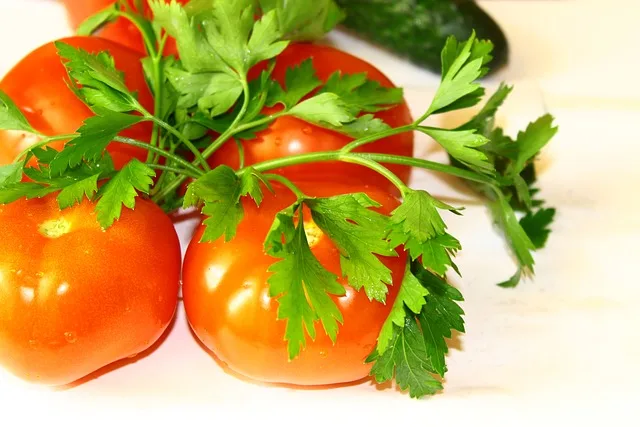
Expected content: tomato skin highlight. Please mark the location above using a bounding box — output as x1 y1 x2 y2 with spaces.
0 36 153 168
209 43 415 195
0 195 181 386
182 181 406 386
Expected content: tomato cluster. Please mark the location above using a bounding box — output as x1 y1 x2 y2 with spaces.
0 1 414 387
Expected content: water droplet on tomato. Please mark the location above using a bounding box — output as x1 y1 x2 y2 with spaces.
28 339 38 349
158 295 164 303
274 137 283 146
319 350 328 358
64 332 77 344
302 127 313 135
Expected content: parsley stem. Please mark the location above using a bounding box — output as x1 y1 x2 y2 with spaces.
144 115 210 171
339 154 408 197
263 173 306 199
113 136 202 176
200 79 253 160
356 153 497 187
340 124 416 153
146 164 200 180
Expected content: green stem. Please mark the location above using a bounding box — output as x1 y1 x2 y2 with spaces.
262 173 306 199
340 154 408 196
200 79 252 160
341 124 416 153
145 115 210 171
147 164 200 180
113 136 202 176
356 153 497 187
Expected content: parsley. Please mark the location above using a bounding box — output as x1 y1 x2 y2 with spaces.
369 262 465 398
265 204 345 359
0 90 36 133
95 159 155 228
306 193 397 302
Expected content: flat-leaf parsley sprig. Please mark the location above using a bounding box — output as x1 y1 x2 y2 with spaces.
0 0 558 398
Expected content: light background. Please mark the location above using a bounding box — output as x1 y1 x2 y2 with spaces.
0 1 638 425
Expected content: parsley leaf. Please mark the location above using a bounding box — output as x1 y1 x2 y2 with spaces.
376 263 428 354
184 165 263 242
56 42 142 113
306 193 396 302
76 3 119 36
49 111 143 176
0 90 35 133
427 32 492 116
369 316 443 398
422 128 493 174
95 159 155 228
507 114 558 178
319 71 403 114
265 205 345 359
259 0 344 41
57 174 100 209
289 93 354 127
267 59 321 109
0 162 24 187
519 207 556 249
387 190 461 276
369 262 465 398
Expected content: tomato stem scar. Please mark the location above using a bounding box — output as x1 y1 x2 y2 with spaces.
38 218 71 239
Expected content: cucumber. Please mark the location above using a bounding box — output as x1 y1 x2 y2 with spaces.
335 0 509 74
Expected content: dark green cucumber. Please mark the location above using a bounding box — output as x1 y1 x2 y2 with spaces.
335 0 509 74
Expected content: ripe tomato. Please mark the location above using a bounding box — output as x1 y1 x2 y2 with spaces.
0 194 181 386
182 181 407 386
0 36 153 168
208 43 415 195
60 0 185 55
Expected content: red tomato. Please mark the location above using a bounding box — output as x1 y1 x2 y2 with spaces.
0 36 153 168
182 181 406 386
0 194 181 386
208 43 415 195
60 0 185 55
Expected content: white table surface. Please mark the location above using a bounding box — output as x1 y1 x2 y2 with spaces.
0 0 639 425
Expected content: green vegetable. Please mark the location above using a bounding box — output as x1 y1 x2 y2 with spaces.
335 0 509 74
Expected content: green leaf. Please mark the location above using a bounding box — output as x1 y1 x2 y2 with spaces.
259 0 345 41
422 128 493 174
267 59 321 109
386 190 461 276
369 316 443 398
460 83 513 135
0 183 54 204
0 90 35 133
507 114 558 177
0 162 24 187
520 207 556 249
95 159 155 229
266 206 345 359
76 3 119 36
56 174 100 209
369 263 465 398
414 265 465 376
332 114 391 138
289 93 354 127
319 71 403 114
376 263 429 354
411 233 461 277
149 0 226 73
306 193 396 302
56 42 140 113
49 111 143 176
428 33 492 116
246 10 289 69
